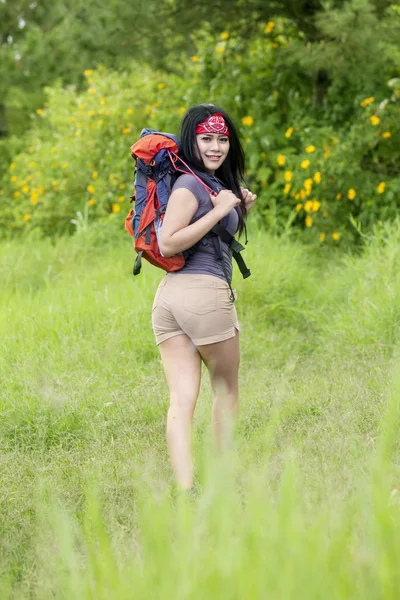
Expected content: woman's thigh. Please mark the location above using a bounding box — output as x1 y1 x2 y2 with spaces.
196 330 240 394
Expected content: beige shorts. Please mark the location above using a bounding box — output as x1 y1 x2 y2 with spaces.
151 273 240 346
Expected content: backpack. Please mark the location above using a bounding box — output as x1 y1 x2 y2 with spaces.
125 128 251 291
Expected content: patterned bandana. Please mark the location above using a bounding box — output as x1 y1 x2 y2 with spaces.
195 113 230 136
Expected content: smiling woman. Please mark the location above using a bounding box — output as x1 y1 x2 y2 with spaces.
152 104 257 491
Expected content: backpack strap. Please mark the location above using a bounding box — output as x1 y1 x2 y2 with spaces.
211 223 251 280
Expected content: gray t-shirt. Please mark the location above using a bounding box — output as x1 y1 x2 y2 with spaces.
171 174 239 284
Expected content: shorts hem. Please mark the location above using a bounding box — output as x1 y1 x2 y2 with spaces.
155 331 186 346
193 325 239 347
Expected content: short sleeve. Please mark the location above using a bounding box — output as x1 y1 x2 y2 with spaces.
171 174 205 207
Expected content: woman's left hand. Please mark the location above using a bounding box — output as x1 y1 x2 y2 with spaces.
240 187 257 211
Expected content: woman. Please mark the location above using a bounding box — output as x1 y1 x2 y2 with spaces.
152 104 257 490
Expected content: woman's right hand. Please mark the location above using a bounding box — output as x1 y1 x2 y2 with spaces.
209 190 240 218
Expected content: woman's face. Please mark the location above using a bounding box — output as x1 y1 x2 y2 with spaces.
195 133 230 174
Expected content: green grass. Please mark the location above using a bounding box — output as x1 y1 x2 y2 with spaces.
1 222 400 598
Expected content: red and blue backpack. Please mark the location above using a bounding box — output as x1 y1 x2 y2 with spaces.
125 128 250 287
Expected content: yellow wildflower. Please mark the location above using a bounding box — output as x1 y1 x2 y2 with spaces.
312 199 321 212
10 163 16 170
36 109 43 115
126 109 134 115
83 69 93 76
347 188 356 200
300 189 307 200
97 120 104 126
370 115 380 126
122 128 131 135
284 170 293 182
314 172 322 184
319 233 326 242
112 203 121 213
10 175 17 182
323 144 330 159
13 191 20 198
305 215 313 228
88 199 96 206
22 185 29 193
100 97 106 105
88 88 96 94
304 200 313 212
245 137 251 143
304 178 313 190
31 196 38 206
336 193 342 200
277 154 286 166
332 232 340 241
305 145 316 153
377 182 386 194
284 184 291 194
119 183 126 189
301 159 310 169
51 147 57 153
158 83 165 89
118 195 125 202
382 131 391 139
191 56 200 62
261 152 267 159
285 127 293 138
61 163 68 169
241 116 254 127
88 110 95 116
23 214 31 221
29 162 35 168
216 46 224 53
360 97 374 107
39 187 44 195
28 146 34 153
264 21 276 34
87 184 95 194
178 107 186 115
220 32 229 40
92 171 98 179
295 203 303 212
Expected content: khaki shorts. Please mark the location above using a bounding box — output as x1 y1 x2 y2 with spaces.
151 273 240 346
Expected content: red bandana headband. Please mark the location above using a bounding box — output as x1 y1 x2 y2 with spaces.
196 113 230 136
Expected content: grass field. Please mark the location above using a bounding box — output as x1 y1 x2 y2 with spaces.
1 221 400 599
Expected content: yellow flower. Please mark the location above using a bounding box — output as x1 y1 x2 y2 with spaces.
88 198 96 206
220 32 229 40
51 147 57 153
216 46 224 53
29 162 35 168
119 183 125 189
377 182 386 194
10 162 16 170
28 146 34 153
303 178 313 191
88 88 96 94
39 186 44 195
319 233 326 242
284 184 291 194
295 203 303 212
370 115 380 126
245 137 251 143
336 193 342 200
88 110 95 116
10 175 17 182
382 131 391 138
300 189 307 200
323 144 330 159
100 97 106 105
13 191 20 198
97 120 104 126
305 215 313 228
285 127 293 138
301 159 310 169
305 145 316 153
276 154 286 166
241 116 254 127
111 203 121 213
23 214 31 221
314 172 322 184
118 195 125 202
191 56 200 62
122 128 131 135
22 185 29 193
92 171 98 179
261 152 267 159
158 83 165 89
332 232 340 241
312 199 321 212
31 196 38 205
178 107 186 115
83 69 93 76
87 184 95 194
347 188 356 200
36 109 43 115
284 170 293 182
126 109 134 115
264 21 276 34
61 162 68 169
304 200 313 212
360 97 374 107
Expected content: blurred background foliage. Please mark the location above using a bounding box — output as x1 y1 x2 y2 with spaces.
1 0 400 244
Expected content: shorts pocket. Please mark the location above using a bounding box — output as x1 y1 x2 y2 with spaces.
184 285 217 315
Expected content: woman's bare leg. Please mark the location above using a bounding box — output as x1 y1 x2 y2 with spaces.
159 334 202 489
197 331 240 450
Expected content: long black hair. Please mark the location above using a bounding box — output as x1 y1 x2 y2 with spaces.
179 104 247 235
